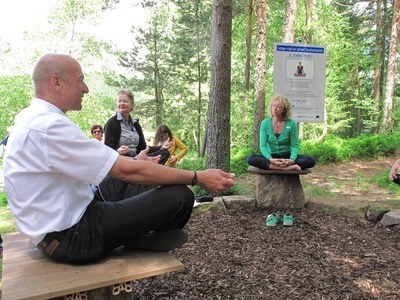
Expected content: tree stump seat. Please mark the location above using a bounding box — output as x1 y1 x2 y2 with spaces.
2 232 184 300
247 166 311 209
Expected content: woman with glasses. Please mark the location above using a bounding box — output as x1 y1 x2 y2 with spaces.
91 125 104 142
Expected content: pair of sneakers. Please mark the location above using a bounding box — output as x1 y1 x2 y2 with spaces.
266 212 294 227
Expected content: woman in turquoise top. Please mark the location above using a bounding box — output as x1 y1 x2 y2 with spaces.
247 95 316 170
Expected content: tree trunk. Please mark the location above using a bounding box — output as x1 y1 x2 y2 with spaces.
195 0 203 157
382 0 400 132
373 0 384 132
152 20 163 127
374 0 383 103
243 0 254 117
206 0 232 172
304 0 314 44
253 0 267 151
282 0 298 42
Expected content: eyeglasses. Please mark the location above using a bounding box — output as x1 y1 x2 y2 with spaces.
93 130 102 134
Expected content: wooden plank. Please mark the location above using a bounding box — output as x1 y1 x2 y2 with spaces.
247 166 311 175
2 232 184 300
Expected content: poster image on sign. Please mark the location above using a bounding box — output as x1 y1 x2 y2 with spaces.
286 59 314 80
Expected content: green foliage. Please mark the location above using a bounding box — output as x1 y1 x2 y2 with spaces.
301 139 338 164
230 146 255 174
370 169 400 198
0 190 7 207
179 153 206 171
301 133 400 165
0 75 33 137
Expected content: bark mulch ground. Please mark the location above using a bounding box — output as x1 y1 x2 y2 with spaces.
130 209 400 300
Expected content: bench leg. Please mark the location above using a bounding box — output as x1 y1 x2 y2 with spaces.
59 285 134 300
256 174 306 209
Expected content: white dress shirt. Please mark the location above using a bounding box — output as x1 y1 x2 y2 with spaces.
3 98 119 245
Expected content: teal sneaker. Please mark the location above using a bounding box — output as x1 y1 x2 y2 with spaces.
266 213 279 227
282 213 294 226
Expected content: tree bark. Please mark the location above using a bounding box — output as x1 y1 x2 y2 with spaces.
373 0 383 133
382 0 400 131
282 0 298 42
304 0 313 44
374 0 383 103
151 19 163 127
243 0 254 114
206 0 232 171
253 0 267 151
195 0 202 156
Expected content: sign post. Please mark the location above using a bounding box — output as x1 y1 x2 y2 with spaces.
273 43 327 123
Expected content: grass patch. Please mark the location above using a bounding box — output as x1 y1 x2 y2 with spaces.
304 183 334 198
354 172 373 190
0 207 16 234
0 191 17 234
369 170 400 197
369 199 400 211
328 179 345 190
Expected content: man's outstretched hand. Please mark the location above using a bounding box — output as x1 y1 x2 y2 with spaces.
196 169 235 195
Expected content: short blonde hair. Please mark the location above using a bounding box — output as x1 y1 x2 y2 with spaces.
269 95 292 120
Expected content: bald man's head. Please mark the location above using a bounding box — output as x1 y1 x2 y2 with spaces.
32 54 74 92
32 53 89 112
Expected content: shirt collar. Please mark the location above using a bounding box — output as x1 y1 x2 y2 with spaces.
31 98 65 116
116 111 138 123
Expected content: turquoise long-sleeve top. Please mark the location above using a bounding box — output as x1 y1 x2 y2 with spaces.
259 118 300 160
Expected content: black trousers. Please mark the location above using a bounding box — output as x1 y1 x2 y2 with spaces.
41 177 194 264
247 153 316 170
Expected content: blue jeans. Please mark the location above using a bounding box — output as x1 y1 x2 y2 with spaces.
247 153 316 170
43 177 194 264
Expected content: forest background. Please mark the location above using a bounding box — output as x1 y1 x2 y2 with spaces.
0 0 400 176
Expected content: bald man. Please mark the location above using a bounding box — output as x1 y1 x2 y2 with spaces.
3 53 235 264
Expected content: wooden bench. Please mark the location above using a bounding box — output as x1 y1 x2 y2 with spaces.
247 166 311 210
2 232 184 300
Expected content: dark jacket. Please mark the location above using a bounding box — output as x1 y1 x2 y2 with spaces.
104 113 148 153
104 113 169 164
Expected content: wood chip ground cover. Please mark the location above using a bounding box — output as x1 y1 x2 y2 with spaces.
129 209 400 300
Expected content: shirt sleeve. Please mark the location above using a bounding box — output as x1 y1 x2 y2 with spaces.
104 116 119 150
173 137 188 160
259 119 272 159
289 120 300 160
46 118 118 185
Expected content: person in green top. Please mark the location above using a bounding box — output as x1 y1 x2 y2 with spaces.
247 95 316 171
